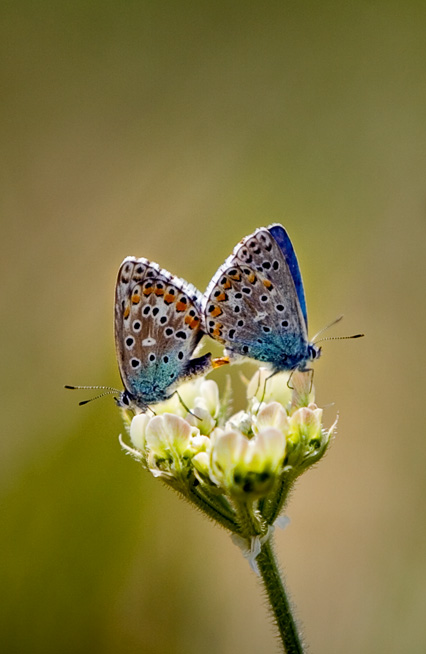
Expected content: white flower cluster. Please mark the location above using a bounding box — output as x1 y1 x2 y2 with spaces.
121 369 335 499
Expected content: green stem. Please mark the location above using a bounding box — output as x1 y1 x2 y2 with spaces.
257 538 304 654
185 483 240 533
261 472 295 525
234 500 265 538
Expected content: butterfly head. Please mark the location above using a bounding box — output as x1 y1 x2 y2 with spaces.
115 389 149 413
308 342 322 363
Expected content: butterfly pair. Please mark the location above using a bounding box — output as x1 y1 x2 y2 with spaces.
115 224 321 411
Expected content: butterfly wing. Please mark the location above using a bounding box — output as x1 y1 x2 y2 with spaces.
115 257 207 407
202 226 310 371
268 223 308 329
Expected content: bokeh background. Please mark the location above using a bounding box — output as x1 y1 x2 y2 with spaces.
2 3 426 653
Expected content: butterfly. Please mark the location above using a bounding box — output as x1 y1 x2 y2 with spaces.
115 256 224 411
201 224 321 373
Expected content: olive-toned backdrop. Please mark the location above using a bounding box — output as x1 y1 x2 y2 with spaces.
2 3 426 653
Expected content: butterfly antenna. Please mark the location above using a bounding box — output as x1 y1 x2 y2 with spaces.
311 315 344 342
65 385 121 406
313 333 364 345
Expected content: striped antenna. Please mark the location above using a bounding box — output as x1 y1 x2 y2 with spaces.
312 315 364 345
65 385 121 406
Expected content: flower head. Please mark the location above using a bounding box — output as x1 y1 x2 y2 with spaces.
121 370 335 503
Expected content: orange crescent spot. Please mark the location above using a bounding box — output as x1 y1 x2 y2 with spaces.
184 315 192 325
212 325 224 340
189 317 200 329
143 287 154 296
154 288 164 296
248 272 257 284
123 306 130 318
176 301 186 312
222 279 232 290
263 279 273 289
210 306 222 318
212 356 230 368
131 294 141 304
216 292 227 302
229 271 241 281
164 293 176 304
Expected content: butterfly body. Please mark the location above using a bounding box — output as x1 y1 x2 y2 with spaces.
115 257 212 410
202 224 320 373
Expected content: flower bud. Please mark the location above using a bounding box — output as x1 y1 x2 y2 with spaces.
253 402 289 435
210 426 286 498
286 404 330 468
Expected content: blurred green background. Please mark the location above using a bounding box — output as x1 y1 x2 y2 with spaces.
2 2 426 653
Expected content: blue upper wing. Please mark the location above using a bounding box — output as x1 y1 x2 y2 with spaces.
268 224 308 329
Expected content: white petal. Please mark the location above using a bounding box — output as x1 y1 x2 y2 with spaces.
130 414 151 451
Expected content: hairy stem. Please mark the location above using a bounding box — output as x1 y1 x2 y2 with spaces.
257 538 304 654
185 483 240 533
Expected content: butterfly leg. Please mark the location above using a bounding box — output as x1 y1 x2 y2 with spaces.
174 391 201 420
287 368 314 393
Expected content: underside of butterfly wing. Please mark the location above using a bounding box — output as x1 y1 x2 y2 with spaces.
202 227 310 372
115 257 210 407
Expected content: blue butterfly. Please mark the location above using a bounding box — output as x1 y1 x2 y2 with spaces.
202 224 321 372
115 257 216 410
